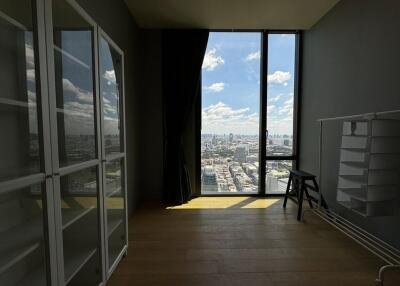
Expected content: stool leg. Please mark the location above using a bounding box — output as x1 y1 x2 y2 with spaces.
297 178 305 221
283 174 292 208
304 188 313 208
312 178 328 209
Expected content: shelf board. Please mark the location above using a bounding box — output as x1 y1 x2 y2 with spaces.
107 210 124 237
352 207 368 217
338 201 368 217
62 207 96 230
16 264 46 286
0 97 36 109
0 242 41 275
338 201 352 209
338 189 367 202
64 246 97 285
340 147 368 151
338 173 367 177
0 216 44 274
106 186 122 198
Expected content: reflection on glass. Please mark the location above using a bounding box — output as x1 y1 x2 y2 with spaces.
105 159 125 268
266 34 296 157
0 3 41 182
99 37 122 155
0 184 48 285
53 0 96 167
60 167 101 285
201 32 261 194
266 160 292 194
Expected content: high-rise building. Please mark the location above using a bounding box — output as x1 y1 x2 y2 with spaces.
234 145 248 163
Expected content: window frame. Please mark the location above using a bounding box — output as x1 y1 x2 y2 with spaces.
198 29 302 197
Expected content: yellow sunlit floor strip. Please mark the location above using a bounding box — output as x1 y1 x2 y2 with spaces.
241 198 280 208
166 197 280 209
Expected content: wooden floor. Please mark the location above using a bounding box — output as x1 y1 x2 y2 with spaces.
108 197 400 286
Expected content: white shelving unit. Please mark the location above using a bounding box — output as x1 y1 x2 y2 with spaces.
0 0 128 285
337 119 400 216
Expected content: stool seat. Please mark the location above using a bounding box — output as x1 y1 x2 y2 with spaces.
289 170 315 179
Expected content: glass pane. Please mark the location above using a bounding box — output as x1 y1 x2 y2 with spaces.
52 0 96 167
60 167 101 285
201 32 261 194
0 2 41 182
105 159 126 268
266 160 292 194
0 184 48 285
266 34 296 156
99 36 123 155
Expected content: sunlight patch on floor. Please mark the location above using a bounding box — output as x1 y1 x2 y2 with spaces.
241 198 280 208
166 197 281 209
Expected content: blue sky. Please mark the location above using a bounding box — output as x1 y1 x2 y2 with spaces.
202 32 295 135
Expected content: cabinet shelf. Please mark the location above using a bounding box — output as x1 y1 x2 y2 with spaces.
0 216 44 275
107 186 122 198
107 210 124 237
62 207 96 230
16 264 46 286
0 243 40 275
64 246 97 285
0 98 36 109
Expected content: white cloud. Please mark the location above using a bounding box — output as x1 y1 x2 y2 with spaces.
275 98 294 115
25 44 35 69
267 105 275 113
202 102 258 135
204 82 225 92
245 51 261 61
269 94 281 103
104 70 116 85
202 48 224 71
201 100 294 135
267 71 291 84
26 69 35 82
62 78 93 104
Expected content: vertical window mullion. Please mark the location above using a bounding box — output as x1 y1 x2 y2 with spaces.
259 30 268 196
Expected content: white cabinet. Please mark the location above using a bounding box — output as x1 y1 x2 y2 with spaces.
0 0 128 285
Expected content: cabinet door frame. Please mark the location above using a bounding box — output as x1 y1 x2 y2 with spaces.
0 0 58 284
97 27 128 279
43 0 106 284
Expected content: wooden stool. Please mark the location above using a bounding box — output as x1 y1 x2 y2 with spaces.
283 170 326 220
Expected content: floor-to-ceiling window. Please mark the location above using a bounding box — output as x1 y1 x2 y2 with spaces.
200 31 299 195
265 33 298 194
201 32 261 194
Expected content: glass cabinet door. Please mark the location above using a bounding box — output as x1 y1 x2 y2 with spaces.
0 1 51 285
49 0 102 284
99 33 127 273
104 159 126 270
0 184 48 286
59 167 101 285
0 1 41 183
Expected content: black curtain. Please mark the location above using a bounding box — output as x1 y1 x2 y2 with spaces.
162 29 209 205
